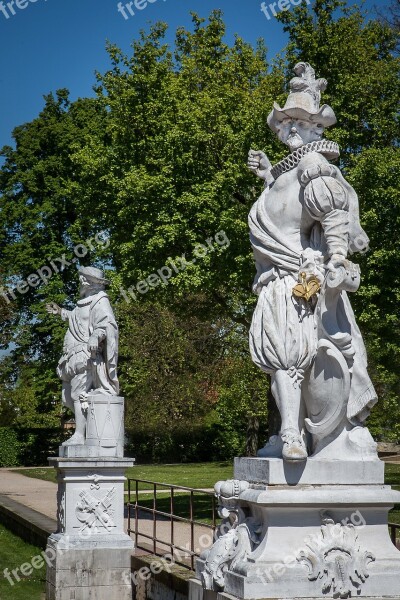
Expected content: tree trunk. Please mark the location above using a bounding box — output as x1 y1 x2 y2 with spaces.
246 415 260 457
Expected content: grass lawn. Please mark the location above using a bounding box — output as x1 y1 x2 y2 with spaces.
12 461 234 490
385 464 400 525
0 525 45 599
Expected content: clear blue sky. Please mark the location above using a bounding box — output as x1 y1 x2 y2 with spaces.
0 0 386 148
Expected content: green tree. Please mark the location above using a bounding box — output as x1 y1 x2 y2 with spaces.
0 3 399 453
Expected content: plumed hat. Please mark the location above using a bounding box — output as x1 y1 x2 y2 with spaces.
78 266 110 285
268 62 337 133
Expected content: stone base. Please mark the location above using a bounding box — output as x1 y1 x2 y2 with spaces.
189 579 400 600
234 456 384 485
46 533 134 600
195 458 400 599
58 444 124 458
46 456 135 600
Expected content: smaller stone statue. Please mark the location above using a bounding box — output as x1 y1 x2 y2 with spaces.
47 266 120 449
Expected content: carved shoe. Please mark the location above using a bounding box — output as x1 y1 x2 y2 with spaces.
281 429 308 462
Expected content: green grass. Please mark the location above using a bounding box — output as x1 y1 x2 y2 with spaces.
384 464 400 524
385 464 400 491
0 525 45 599
13 462 234 490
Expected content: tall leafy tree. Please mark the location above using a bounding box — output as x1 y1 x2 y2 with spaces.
0 3 399 454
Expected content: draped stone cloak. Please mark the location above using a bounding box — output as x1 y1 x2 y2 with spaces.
57 291 119 396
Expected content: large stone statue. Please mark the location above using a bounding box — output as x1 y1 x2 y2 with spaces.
46 266 119 447
194 63 400 600
247 62 377 461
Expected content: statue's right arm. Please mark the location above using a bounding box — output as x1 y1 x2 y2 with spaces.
248 150 274 187
45 302 63 318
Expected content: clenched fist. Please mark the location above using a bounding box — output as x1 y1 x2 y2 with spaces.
248 149 272 180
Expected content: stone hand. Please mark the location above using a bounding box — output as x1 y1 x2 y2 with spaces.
248 149 272 180
88 336 99 356
46 302 62 316
327 253 347 272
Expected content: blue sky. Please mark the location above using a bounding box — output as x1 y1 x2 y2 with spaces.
0 0 386 149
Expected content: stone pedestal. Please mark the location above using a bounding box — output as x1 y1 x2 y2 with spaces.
45 457 134 600
195 457 400 600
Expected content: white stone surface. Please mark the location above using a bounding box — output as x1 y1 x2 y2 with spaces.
46 266 120 450
234 456 384 486
46 458 134 600
196 477 400 599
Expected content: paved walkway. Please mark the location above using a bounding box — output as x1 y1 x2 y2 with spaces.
0 468 58 519
0 468 214 560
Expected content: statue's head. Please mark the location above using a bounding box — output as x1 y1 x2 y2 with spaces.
78 266 109 297
267 63 337 151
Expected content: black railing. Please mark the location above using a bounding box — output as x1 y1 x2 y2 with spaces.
127 478 217 570
389 522 400 547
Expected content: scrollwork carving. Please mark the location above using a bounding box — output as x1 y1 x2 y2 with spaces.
201 480 260 591
298 513 375 598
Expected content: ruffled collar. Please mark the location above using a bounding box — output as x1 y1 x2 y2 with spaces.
270 140 340 181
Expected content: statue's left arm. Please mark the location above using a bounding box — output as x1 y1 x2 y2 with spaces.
299 152 349 266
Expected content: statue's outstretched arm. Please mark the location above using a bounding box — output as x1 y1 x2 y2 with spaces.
45 302 70 320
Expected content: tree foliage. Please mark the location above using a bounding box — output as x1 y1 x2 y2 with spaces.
0 2 399 458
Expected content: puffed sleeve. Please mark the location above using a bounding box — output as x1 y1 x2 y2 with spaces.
299 153 349 258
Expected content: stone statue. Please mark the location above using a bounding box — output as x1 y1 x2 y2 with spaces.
196 63 400 600
46 266 119 447
247 62 377 462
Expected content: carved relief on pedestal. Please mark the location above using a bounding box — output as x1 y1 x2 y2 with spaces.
201 480 261 591
298 513 375 598
75 487 116 533
87 472 102 490
57 488 66 533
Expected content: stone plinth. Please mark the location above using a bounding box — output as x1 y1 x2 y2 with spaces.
195 457 400 600
45 457 134 600
234 456 384 486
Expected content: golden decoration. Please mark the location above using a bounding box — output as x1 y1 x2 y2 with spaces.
292 271 321 302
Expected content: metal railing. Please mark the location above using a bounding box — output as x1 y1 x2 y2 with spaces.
127 478 218 570
389 522 400 547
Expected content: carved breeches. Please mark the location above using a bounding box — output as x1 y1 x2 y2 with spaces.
249 275 317 382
